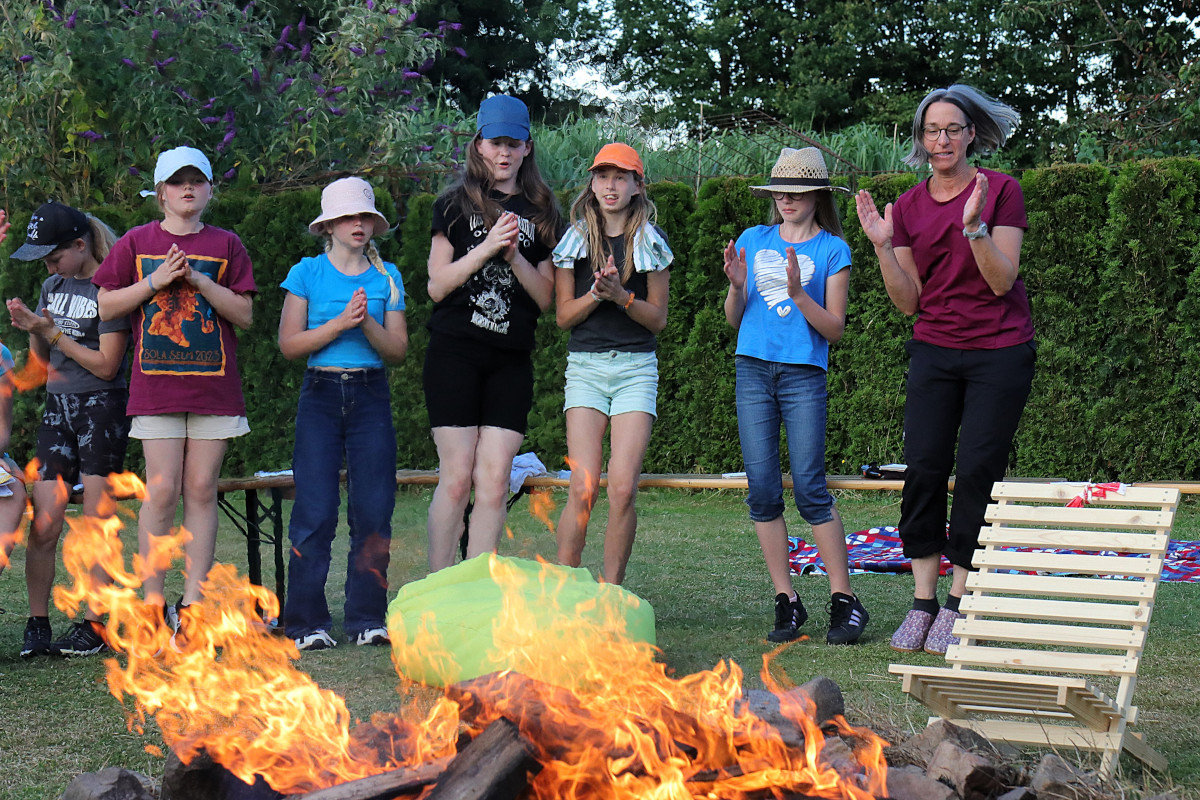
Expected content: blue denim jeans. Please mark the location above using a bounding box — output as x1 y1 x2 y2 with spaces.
285 369 396 639
735 356 834 525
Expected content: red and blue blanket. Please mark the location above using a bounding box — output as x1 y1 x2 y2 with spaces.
788 526 1200 582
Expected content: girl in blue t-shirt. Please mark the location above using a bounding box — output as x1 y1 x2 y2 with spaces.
722 147 869 646
277 177 408 652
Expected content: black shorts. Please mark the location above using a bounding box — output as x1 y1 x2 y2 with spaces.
422 334 534 433
37 390 131 484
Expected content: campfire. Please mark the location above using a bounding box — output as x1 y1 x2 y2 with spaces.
52 474 890 799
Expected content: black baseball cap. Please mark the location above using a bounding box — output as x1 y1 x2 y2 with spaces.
9 202 90 261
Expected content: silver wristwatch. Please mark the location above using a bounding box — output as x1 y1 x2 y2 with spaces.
963 221 988 240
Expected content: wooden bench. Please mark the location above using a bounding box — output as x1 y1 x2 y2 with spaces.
888 481 1179 778
216 473 1196 623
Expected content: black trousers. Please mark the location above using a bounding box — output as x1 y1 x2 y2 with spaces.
899 339 1036 568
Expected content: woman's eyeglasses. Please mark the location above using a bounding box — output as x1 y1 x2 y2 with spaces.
921 124 971 141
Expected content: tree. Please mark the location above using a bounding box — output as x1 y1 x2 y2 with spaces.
413 0 605 120
608 0 1200 164
0 0 444 209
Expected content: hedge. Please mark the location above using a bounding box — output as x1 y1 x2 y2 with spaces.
0 159 1197 482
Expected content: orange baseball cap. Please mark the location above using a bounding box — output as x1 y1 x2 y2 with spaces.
590 143 644 178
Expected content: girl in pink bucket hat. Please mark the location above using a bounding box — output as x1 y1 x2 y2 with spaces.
277 177 408 651
551 143 672 585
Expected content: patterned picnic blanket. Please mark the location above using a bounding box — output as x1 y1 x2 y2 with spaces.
788 526 1200 582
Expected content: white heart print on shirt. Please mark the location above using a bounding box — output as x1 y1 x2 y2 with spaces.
753 249 815 318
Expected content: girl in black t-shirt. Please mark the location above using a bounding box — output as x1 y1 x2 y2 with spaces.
423 95 562 572
550 143 672 585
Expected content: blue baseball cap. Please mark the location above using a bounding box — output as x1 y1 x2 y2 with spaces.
477 95 530 141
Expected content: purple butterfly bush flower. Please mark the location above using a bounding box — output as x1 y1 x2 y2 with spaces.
375 47 386 55
151 29 160 40
298 15 306 33
77 130 104 142
278 24 292 43
329 106 345 116
19 55 34 63
327 86 346 95
277 77 294 94
129 167 141 176
452 46 467 58
417 144 434 151
349 46 365 55
65 11 77 28
224 168 237 180
420 31 434 38
299 42 311 61
201 116 221 125
402 70 421 79
122 58 138 69
366 0 375 8
419 57 434 71
406 12 417 23
388 8 399 14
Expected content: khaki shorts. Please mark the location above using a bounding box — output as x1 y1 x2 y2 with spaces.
130 413 251 440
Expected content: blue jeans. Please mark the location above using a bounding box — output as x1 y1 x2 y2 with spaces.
735 356 834 525
285 369 396 638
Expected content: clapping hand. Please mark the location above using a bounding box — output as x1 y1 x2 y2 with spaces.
962 171 989 231
723 240 748 290
337 287 368 329
855 190 893 247
590 255 625 302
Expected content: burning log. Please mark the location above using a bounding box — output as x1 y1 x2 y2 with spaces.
424 717 540 800
288 757 451 800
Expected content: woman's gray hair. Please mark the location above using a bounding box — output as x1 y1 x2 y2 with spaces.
903 84 1020 168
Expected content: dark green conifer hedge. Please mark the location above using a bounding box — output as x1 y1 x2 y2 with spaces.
1 159 1197 482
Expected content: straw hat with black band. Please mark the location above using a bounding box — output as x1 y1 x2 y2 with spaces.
750 147 849 197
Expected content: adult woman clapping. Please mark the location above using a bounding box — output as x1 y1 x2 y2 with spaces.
855 85 1035 655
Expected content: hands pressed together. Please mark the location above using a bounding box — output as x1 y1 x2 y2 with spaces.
589 255 629 305
336 287 369 330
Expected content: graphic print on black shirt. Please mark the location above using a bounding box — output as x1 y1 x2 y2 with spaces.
463 212 537 335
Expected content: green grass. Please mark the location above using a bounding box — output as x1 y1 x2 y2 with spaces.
1 488 1197 799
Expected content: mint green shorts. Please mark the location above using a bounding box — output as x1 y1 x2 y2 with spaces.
563 351 658 418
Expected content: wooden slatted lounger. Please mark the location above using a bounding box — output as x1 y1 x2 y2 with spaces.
889 480 1179 778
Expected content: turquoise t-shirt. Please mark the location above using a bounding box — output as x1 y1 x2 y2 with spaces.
732 226 850 370
281 253 406 368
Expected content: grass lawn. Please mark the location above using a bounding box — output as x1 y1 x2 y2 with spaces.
0 487 1197 799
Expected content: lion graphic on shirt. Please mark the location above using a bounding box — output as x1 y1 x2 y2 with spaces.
147 285 215 348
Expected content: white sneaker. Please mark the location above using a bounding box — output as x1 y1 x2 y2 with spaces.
295 630 337 651
355 627 389 646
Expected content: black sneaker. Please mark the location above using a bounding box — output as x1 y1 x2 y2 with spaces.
767 593 808 642
49 620 109 657
21 617 53 657
826 593 869 645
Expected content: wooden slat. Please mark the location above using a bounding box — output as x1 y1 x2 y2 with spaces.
946 644 1139 675
991 482 1180 506
890 665 1091 689
965 571 1157 601
958 595 1151 625
971 549 1164 578
951 618 1145 650
942 718 1122 751
985 504 1174 531
976 527 1169 554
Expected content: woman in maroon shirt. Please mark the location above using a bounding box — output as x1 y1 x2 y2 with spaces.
855 85 1035 655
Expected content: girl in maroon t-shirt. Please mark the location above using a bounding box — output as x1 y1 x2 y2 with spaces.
855 85 1035 657
95 147 256 648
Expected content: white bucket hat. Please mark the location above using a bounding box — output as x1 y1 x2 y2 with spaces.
750 147 849 196
308 177 390 237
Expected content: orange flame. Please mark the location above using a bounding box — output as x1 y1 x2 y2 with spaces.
526 488 557 533
58 479 887 798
